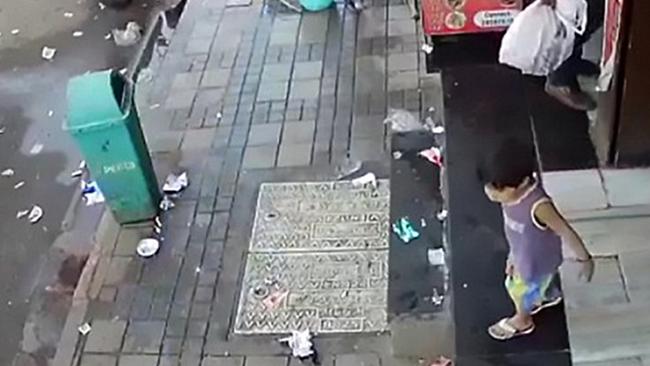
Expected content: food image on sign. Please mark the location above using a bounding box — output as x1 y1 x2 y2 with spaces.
445 11 467 29
421 0 522 35
445 0 466 9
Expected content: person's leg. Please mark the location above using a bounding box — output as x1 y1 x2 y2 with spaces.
488 274 535 340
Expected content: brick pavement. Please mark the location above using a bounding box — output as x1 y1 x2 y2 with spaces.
61 0 443 364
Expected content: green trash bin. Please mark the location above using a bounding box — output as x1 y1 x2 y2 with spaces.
65 69 161 224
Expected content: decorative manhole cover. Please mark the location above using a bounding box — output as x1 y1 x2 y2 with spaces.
234 180 389 334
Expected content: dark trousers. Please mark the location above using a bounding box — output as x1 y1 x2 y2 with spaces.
547 0 605 88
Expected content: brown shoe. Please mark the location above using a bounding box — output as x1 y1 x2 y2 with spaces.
545 83 597 111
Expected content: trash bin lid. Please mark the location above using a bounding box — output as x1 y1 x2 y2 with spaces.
65 70 130 131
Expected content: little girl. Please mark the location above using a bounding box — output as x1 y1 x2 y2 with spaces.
482 139 594 340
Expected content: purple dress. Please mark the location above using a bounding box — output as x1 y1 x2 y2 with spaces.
502 182 563 283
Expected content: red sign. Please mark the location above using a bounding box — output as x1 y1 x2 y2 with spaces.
421 0 522 36
598 0 624 91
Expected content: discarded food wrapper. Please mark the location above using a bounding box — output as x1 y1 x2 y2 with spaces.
81 181 105 206
104 33 112 40
11 29 20 35
431 288 444 306
419 147 443 167
351 172 377 189
112 21 142 47
436 209 448 221
14 181 25 190
279 330 315 358
422 44 434 54
262 289 289 310
160 195 176 211
392 151 403 159
136 238 160 257
28 205 44 224
392 217 420 244
41 47 57 61
427 248 446 266
30 143 44 155
431 125 445 134
1 168 15 177
336 154 362 179
78 323 91 335
73 31 84 37
430 356 453 366
162 172 189 194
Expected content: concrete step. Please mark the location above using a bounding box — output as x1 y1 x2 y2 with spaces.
567 303 650 363
570 214 650 255
575 356 650 366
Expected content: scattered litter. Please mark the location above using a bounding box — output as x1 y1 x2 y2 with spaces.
79 160 87 169
462 283 468 289
351 172 377 189
28 205 44 224
30 143 44 155
421 218 427 227
112 21 142 47
159 195 175 211
335 153 362 179
104 33 112 40
392 217 420 243
419 146 443 167
14 181 25 190
81 181 105 206
64 12 75 17
136 238 160 257
70 169 83 178
216 112 223 120
73 31 84 37
0 126 5 134
78 323 92 335
427 248 446 266
16 210 29 219
429 355 452 366
431 125 445 134
48 110 54 117
41 47 57 61
436 209 448 221
392 151 403 159
11 29 20 35
1 168 15 177
118 67 128 75
421 44 434 54
262 289 289 310
154 216 162 229
149 104 161 110
431 288 444 306
384 109 423 133
195 266 201 273
279 330 315 359
162 172 189 194
98 2 106 9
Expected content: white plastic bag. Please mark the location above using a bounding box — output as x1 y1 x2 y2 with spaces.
556 0 588 35
499 1 575 76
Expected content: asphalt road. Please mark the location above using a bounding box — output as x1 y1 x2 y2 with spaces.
0 0 171 364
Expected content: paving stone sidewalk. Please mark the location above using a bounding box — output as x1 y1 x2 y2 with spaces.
57 0 444 364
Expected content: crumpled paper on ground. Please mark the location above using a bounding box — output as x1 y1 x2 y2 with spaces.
279 330 314 358
163 172 189 194
82 181 105 206
112 21 142 46
419 146 443 167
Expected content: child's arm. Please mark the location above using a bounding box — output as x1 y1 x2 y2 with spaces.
534 201 594 281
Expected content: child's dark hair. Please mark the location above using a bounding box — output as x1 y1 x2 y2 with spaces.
483 138 536 189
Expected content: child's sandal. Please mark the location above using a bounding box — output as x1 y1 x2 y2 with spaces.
488 318 535 340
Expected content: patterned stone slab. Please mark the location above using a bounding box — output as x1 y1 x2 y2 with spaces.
235 181 390 334
234 251 388 334
250 180 390 252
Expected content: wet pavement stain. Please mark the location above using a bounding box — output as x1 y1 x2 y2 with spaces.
0 0 179 364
